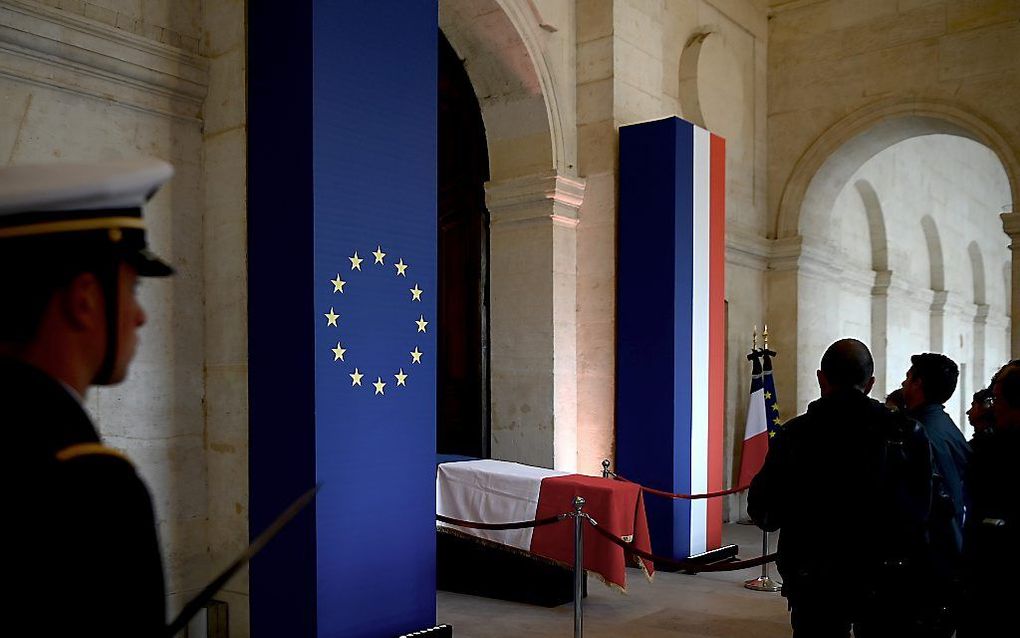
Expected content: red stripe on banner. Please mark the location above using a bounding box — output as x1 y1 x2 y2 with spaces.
706 133 726 550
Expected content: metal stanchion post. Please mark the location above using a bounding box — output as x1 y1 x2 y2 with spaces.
573 496 586 638
743 530 781 592
601 459 611 479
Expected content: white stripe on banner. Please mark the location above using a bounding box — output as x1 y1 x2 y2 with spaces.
689 125 710 555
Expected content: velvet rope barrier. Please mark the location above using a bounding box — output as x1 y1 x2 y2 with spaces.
585 517 776 574
436 512 569 531
602 460 750 500
617 476 750 500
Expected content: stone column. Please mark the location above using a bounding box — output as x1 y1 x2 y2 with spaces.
930 290 948 352
485 172 585 470
1003 211 1020 357
871 270 892 396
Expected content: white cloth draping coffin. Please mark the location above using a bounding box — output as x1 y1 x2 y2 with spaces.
436 459 568 550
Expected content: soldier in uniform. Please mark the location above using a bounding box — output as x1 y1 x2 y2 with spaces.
749 339 947 637
1 159 174 636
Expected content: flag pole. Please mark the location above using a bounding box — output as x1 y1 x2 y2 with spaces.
744 325 782 593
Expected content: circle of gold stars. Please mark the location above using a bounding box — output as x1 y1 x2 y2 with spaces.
322 245 428 396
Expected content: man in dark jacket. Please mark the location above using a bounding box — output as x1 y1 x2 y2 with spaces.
749 339 943 637
1 159 174 636
901 352 970 558
959 362 1020 637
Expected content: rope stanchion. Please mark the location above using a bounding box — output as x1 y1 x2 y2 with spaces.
572 497 586 638
601 459 749 500
584 517 776 574
436 513 567 531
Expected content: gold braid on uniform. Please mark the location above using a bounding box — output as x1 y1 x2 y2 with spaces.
55 443 131 464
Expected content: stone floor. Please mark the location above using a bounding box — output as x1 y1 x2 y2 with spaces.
438 523 790 637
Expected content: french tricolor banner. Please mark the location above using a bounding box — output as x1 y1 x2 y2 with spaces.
616 117 725 559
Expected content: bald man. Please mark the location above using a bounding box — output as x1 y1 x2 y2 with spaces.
749 339 949 637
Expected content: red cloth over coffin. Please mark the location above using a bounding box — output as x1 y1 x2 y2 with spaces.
530 474 654 589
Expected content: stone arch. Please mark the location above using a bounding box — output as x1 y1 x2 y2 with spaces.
854 179 890 394
853 179 888 272
439 0 584 470
777 98 1019 239
968 241 987 306
921 215 946 293
439 0 565 180
920 214 946 352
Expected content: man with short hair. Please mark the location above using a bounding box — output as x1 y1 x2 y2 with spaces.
749 338 942 637
960 362 1020 637
965 388 995 439
2 159 174 636
900 353 970 558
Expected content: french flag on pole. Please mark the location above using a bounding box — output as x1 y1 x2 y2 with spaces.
616 117 726 559
738 351 768 486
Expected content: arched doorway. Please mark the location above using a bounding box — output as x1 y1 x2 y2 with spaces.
437 31 490 457
769 101 1016 417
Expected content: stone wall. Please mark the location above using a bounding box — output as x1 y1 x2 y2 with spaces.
0 0 248 634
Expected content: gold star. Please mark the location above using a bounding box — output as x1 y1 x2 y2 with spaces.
349 368 363 386
349 252 363 271
331 342 346 362
415 314 428 333
372 245 386 264
764 391 772 400
395 369 408 386
773 417 782 425
394 258 408 276
330 274 346 293
772 404 780 412
373 377 386 395
324 307 339 327
410 347 423 364
410 284 423 302
769 431 776 438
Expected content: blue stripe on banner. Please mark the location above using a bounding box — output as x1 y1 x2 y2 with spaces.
672 119 695 558
617 118 681 558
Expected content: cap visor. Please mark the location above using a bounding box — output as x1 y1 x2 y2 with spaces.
127 247 174 277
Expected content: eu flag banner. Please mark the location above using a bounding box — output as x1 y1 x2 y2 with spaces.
616 117 726 559
249 2 437 636
762 349 783 440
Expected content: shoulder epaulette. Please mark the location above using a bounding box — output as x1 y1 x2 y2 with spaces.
55 443 131 465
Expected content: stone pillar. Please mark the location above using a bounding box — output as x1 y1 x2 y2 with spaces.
973 303 989 393
930 290 948 352
485 172 585 470
1003 211 1020 357
871 270 892 396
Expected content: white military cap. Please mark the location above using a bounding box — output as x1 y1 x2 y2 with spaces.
0 158 174 276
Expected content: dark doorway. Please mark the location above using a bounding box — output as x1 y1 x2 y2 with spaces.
437 32 490 458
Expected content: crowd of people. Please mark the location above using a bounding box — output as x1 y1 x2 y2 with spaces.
749 338 1019 637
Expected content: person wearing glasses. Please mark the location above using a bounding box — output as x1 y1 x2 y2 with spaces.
959 361 1020 637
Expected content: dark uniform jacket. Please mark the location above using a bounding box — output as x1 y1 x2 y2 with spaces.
907 403 970 553
4 357 166 636
959 427 1020 637
748 389 937 604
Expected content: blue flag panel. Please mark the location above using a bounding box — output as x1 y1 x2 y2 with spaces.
250 2 437 636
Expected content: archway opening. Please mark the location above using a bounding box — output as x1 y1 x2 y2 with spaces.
437 31 491 457
796 131 1011 432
